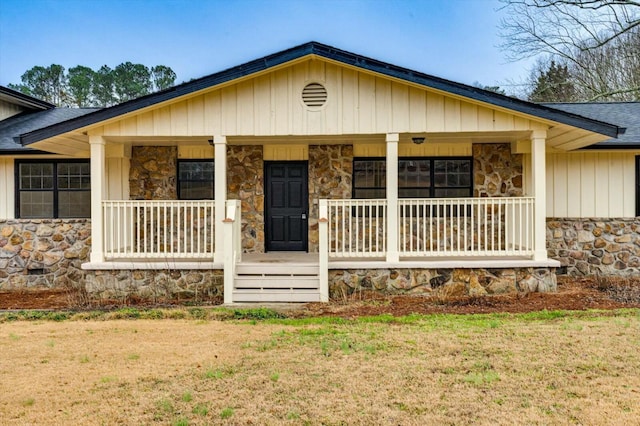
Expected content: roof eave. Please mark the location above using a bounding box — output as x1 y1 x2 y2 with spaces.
0 86 56 110
20 41 622 145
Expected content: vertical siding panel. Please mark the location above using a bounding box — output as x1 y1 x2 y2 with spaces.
253 75 271 135
444 98 461 132
580 153 596 217
566 154 581 216
104 121 121 136
121 116 137 135
203 91 222 135
0 158 14 219
271 69 287 134
106 158 122 200
341 68 357 134
391 82 409 132
188 96 205 135
136 111 153 136
325 63 340 134
554 154 569 217
291 62 307 134
375 77 391 133
358 73 376 133
546 154 554 217
513 116 529 130
221 85 237 135
460 102 478 132
477 106 494 131
408 87 426 132
170 101 188 135
609 154 625 217
236 80 254 135
594 153 610 217
426 92 445 132
153 106 171 135
493 111 512 130
622 154 636 217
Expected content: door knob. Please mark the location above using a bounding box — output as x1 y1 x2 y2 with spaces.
302 213 307 219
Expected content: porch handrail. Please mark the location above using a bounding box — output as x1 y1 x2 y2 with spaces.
398 197 535 257
326 199 387 258
102 200 215 259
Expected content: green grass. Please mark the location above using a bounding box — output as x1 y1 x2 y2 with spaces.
192 403 208 416
0 307 638 327
220 407 234 419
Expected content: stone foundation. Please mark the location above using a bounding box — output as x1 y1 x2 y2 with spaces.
547 218 640 276
84 269 223 302
329 267 557 299
0 219 91 289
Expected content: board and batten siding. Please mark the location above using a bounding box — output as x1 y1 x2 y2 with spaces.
92 59 541 138
0 157 15 219
0 99 26 121
546 152 637 218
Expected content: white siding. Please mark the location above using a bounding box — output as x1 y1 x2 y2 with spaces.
0 158 15 219
0 99 26 121
105 158 130 201
547 152 637 218
95 59 539 138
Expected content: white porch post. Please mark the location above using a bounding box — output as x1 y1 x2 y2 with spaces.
214 135 227 264
531 130 548 261
89 135 106 263
318 200 329 302
386 133 399 263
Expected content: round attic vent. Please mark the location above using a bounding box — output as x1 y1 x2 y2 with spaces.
302 83 327 108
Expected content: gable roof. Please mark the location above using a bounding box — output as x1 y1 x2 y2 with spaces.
20 42 621 146
0 85 56 111
543 102 638 149
0 108 99 154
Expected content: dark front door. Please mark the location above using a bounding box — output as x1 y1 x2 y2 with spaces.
265 161 309 251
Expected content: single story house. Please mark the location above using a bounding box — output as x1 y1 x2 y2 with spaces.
0 42 638 303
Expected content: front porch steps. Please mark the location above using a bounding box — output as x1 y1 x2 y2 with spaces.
233 262 321 302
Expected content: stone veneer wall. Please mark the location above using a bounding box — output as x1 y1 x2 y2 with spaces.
329 267 556 299
85 270 223 301
308 145 353 252
129 146 177 199
227 145 264 253
0 220 91 289
547 218 640 276
473 143 523 197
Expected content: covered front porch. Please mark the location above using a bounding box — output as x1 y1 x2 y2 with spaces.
84 131 555 303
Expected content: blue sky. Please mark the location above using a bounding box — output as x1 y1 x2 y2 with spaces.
0 0 531 92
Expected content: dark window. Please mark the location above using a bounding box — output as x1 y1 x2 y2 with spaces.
16 160 90 218
178 160 214 200
353 157 473 199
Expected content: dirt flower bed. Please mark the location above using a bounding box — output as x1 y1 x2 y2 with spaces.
1 276 639 315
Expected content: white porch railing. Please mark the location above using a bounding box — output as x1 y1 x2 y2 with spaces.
102 200 215 259
399 197 535 257
325 199 387 258
320 197 535 259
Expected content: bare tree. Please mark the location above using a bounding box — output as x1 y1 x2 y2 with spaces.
499 0 640 100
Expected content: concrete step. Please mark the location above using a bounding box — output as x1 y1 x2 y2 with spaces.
235 275 319 289
232 289 321 303
235 263 319 275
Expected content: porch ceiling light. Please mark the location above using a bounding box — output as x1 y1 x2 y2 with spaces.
412 136 425 145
